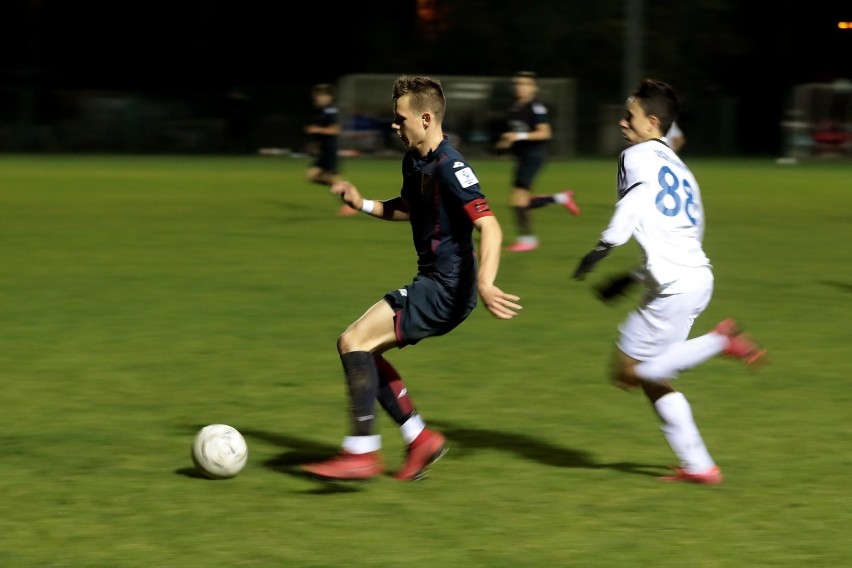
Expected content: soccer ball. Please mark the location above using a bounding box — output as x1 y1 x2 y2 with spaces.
191 424 248 479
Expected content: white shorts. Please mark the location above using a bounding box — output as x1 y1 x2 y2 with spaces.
617 269 714 361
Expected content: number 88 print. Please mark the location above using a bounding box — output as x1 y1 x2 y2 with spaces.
655 165 700 225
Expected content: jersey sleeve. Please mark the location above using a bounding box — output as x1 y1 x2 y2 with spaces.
443 160 494 221
531 102 549 125
602 148 646 246
600 188 641 247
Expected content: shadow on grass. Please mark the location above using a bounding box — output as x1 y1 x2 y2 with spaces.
237 422 663 482
241 428 368 494
259 198 348 223
177 424 361 493
820 280 852 293
430 419 662 478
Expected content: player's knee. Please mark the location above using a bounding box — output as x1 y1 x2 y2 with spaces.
338 331 368 355
510 190 530 207
611 359 641 390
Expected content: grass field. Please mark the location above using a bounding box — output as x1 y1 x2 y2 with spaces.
0 153 850 567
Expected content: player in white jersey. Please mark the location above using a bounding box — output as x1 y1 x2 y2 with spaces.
572 79 766 485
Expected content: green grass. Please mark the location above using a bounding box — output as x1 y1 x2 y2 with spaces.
0 153 850 567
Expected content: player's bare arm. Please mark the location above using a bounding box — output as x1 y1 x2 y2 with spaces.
496 121 552 149
330 181 410 221
474 215 522 319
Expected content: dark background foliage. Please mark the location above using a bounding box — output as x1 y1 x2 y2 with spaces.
1 0 848 155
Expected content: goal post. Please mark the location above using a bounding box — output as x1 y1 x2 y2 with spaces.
336 73 577 158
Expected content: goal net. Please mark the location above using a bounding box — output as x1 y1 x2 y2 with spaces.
336 73 577 158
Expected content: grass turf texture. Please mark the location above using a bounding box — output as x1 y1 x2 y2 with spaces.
0 154 849 566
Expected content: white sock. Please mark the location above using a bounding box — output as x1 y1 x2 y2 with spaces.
553 192 568 204
400 414 426 445
634 333 727 382
654 392 715 473
342 435 381 454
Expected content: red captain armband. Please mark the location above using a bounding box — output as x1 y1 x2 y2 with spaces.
463 198 494 221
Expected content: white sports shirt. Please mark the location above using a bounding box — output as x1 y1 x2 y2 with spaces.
665 121 683 141
601 139 711 293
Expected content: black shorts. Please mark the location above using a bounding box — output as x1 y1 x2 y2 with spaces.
384 273 477 347
513 146 546 189
313 144 338 172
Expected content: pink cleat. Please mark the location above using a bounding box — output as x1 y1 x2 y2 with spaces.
505 236 539 252
658 465 723 485
713 318 767 366
559 190 580 216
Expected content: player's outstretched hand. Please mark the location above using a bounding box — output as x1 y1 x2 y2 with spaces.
573 241 614 281
479 284 522 320
330 180 361 209
593 273 638 303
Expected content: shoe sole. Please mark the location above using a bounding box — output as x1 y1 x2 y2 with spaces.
744 348 768 366
658 466 722 485
303 469 383 482
301 463 384 482
657 475 723 485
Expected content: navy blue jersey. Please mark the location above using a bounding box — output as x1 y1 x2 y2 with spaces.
507 98 549 156
310 103 339 157
400 137 492 283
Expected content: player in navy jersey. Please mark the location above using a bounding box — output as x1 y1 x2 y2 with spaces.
302 75 522 482
304 83 355 216
572 79 766 485
497 71 580 252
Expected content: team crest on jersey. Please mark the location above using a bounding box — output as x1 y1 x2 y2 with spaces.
454 167 478 188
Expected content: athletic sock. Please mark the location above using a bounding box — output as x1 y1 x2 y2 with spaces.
340 351 379 436
375 356 415 425
552 192 569 205
400 414 426 445
654 392 715 473
342 435 382 454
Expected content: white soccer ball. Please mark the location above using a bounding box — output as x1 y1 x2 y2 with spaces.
192 424 248 479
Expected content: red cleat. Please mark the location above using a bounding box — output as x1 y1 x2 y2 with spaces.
713 318 767 366
559 190 581 216
505 237 539 252
658 465 723 485
302 450 384 481
393 429 448 481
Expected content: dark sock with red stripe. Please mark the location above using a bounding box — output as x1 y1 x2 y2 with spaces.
340 351 379 436
375 356 415 425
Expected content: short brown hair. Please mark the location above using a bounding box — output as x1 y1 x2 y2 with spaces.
630 79 679 134
392 75 446 122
